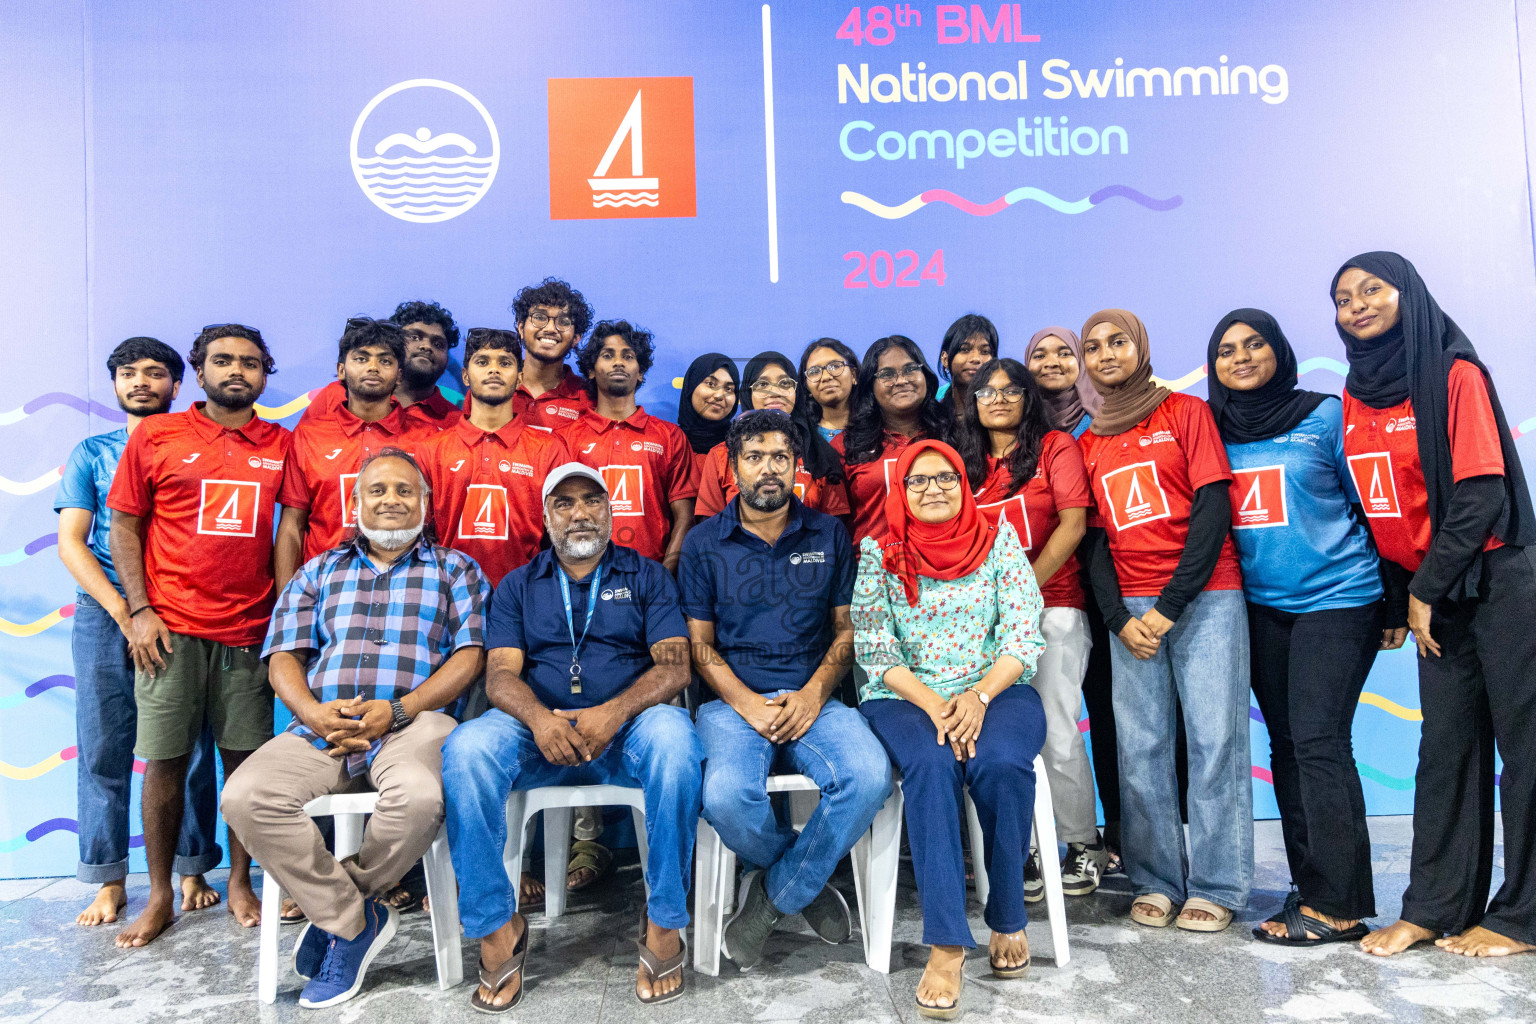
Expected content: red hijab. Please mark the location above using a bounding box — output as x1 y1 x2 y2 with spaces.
882 439 996 606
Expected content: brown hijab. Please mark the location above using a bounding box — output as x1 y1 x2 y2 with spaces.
1024 326 1101 432
1082 308 1171 436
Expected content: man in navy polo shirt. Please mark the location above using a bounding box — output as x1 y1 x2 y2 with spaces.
680 410 893 971
441 462 702 1011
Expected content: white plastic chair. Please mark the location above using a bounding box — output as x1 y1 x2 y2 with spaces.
503 784 649 919
693 773 906 975
257 792 464 1004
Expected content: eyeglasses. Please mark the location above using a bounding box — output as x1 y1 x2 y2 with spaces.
904 471 961 492
749 376 797 393
874 363 923 384
345 316 384 330
974 385 1026 404
526 309 575 330
803 360 850 381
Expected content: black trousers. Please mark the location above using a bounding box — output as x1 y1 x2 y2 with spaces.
1080 595 1120 849
1249 599 1382 919
1403 544 1536 942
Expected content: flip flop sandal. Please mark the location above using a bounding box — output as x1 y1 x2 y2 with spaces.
1175 897 1234 932
566 840 614 893
1253 891 1370 946
382 885 422 914
989 931 1031 979
280 898 308 925
1130 893 1178 928
470 917 529 1015
915 962 965 1020
634 912 688 1005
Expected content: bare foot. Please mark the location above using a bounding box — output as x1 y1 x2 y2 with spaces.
179 874 220 912
519 872 545 906
1361 919 1436 957
116 892 175 947
1437 926 1536 957
989 929 1029 971
77 882 127 927
476 915 526 1009
636 921 683 1002
916 944 965 1011
227 878 261 928
1259 905 1359 940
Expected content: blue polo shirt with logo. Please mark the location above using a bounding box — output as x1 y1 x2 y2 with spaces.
54 428 131 591
487 542 687 709
679 496 856 695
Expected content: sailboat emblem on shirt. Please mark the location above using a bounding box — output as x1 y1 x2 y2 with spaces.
1346 452 1401 518
1232 466 1287 529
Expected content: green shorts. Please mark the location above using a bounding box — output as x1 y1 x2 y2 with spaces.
134 632 274 760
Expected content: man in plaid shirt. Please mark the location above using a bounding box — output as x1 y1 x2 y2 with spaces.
224 448 488 1009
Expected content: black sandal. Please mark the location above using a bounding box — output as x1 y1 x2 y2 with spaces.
1252 891 1369 946
470 916 529 1014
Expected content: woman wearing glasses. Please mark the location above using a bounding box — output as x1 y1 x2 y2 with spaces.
954 359 1110 898
799 339 860 441
693 350 850 519
853 439 1046 1017
677 353 740 481
1078 308 1252 932
836 336 954 543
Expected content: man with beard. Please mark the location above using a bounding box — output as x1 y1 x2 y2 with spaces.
562 320 696 569
224 449 488 1008
56 337 223 929
679 409 892 971
276 318 428 587
511 277 595 432
299 300 462 431
442 464 703 1010
107 325 293 946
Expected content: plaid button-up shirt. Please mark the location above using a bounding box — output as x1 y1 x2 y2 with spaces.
263 534 489 775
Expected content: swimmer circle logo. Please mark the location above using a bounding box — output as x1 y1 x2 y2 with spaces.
351 79 500 224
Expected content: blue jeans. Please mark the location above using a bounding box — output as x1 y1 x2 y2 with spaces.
442 704 703 938
862 685 1045 947
1111 590 1253 910
696 696 892 915
72 590 221 883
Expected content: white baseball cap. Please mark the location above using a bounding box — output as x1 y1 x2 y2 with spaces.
542 462 608 503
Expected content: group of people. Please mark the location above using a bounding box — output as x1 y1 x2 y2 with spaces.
53 256 1535 1018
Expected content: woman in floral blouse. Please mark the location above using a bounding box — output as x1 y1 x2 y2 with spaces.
853 439 1046 1020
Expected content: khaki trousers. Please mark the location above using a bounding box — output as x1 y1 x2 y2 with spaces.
222 711 456 940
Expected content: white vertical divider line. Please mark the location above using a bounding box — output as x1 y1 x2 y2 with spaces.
761 4 780 283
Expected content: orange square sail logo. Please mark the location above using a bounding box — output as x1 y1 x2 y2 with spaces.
547 77 696 220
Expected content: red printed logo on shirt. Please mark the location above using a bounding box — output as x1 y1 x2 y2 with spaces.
976 494 1033 548
1100 462 1171 531
879 457 902 494
458 484 509 539
338 472 359 528
196 480 261 538
601 465 644 516
1232 466 1288 529
1347 453 1401 518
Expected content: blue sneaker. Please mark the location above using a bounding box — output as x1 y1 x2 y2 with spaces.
293 921 330 980
298 900 398 1009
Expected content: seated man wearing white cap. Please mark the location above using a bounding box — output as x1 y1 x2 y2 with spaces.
441 462 703 1011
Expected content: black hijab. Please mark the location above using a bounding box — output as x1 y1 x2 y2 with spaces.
1205 309 1329 445
742 350 845 483
677 352 739 455
1332 251 1536 596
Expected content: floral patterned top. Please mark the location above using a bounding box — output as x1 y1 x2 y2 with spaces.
853 518 1045 702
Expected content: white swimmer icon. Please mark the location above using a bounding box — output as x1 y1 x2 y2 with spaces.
373 126 478 156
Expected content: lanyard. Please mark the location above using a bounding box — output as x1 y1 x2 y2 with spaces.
557 564 602 694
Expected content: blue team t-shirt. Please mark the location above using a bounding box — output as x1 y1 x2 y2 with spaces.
1223 399 1382 613
54 427 130 591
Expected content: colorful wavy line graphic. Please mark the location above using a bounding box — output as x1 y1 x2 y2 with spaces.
0 818 144 854
841 184 1182 220
1358 692 1423 721
0 745 77 781
255 389 319 420
0 674 74 711
0 604 75 637
1357 765 1417 791
0 467 63 496
0 533 58 567
0 393 126 428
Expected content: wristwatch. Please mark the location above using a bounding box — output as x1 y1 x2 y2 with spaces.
970 688 991 706
388 698 412 733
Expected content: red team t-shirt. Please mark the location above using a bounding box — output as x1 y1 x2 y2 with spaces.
416 417 571 586
833 430 922 544
973 431 1093 609
106 405 293 646
1078 393 1244 597
279 401 433 564
1341 359 1506 572
560 408 697 561
514 369 593 434
692 442 851 519
300 380 461 432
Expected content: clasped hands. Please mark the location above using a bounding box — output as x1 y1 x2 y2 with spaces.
1118 607 1174 660
925 688 988 762
735 688 825 745
530 702 628 766
301 696 395 758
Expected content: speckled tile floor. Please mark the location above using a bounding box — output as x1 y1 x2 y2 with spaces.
2 817 1533 1023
